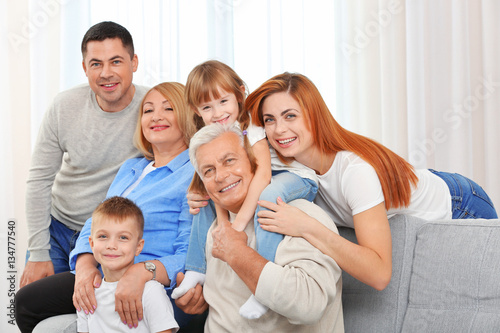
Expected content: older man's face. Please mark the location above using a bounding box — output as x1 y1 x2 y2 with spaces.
196 132 253 214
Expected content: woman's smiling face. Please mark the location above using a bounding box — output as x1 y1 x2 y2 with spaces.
261 92 314 162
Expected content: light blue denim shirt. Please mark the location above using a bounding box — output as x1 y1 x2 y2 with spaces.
69 149 194 291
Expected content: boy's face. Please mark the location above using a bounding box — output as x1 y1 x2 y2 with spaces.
195 87 240 126
89 217 144 282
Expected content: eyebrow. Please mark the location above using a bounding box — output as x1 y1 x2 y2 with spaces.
88 55 125 63
199 152 237 170
263 108 297 118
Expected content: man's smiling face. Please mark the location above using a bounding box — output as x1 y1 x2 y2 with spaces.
196 132 253 214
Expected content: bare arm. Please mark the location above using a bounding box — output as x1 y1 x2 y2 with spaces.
73 253 102 314
231 139 272 231
258 200 392 290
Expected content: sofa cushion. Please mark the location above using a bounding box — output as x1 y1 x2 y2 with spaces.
339 214 428 333
401 220 500 332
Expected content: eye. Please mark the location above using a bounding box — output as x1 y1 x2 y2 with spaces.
201 105 211 111
143 108 153 114
203 167 214 177
112 60 122 65
90 62 101 68
285 113 297 120
165 107 174 112
263 117 274 124
220 99 228 104
97 234 107 239
119 235 129 240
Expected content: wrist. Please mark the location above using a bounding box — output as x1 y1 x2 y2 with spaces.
75 253 98 272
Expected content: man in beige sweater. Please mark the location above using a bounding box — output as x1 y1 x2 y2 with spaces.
176 123 344 332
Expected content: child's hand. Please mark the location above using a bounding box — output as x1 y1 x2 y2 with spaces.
174 272 208 314
187 191 210 214
257 197 310 237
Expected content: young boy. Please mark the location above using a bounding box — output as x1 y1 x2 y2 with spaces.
77 196 178 333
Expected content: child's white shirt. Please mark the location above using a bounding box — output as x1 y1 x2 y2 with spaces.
77 280 179 333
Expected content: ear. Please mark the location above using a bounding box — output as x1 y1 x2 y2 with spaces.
135 238 145 256
89 236 94 250
239 85 246 95
82 61 88 77
131 54 138 72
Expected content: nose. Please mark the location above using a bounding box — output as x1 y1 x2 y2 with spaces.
275 118 287 134
212 105 224 119
214 167 229 183
106 238 117 250
152 110 163 122
100 63 113 79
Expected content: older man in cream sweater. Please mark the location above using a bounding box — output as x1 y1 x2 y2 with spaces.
175 123 344 332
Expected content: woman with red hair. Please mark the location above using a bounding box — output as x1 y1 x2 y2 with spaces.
245 72 497 290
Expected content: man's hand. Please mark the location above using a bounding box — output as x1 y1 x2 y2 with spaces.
73 254 101 314
174 272 208 314
187 191 210 215
211 216 248 264
20 261 55 287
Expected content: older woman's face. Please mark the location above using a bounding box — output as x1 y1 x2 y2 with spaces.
261 92 314 162
196 132 253 214
141 89 186 151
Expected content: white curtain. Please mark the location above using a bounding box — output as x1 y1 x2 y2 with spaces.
336 0 500 210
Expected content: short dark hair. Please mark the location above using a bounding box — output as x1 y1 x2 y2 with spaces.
81 21 134 59
91 196 144 238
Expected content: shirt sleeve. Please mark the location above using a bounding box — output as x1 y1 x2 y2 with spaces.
254 200 342 325
25 101 65 261
154 193 193 290
341 158 385 215
76 309 89 333
143 281 179 333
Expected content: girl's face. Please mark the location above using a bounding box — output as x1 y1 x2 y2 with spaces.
261 92 315 162
196 87 240 126
141 89 186 153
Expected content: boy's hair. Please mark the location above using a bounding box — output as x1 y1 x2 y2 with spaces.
91 196 144 238
185 60 248 131
81 21 134 59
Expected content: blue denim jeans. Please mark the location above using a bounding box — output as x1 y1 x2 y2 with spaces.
429 170 498 219
25 216 81 274
185 171 318 273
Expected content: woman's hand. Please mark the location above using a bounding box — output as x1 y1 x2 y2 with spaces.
174 272 208 314
73 253 101 314
187 191 210 215
257 197 313 237
115 264 148 328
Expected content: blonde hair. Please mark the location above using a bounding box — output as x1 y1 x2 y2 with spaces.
246 72 418 210
134 82 196 160
185 60 249 131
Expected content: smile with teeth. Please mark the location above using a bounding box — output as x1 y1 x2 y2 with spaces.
278 137 296 145
220 180 240 192
214 116 230 124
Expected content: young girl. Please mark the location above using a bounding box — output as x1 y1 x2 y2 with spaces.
245 72 498 291
171 60 318 319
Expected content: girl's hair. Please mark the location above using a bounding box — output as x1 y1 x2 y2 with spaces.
246 72 418 210
134 82 197 160
185 60 250 131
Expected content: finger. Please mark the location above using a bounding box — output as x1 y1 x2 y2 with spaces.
122 302 133 327
190 207 200 215
192 284 208 313
176 272 185 286
257 199 279 211
129 301 139 327
116 300 126 325
175 288 194 308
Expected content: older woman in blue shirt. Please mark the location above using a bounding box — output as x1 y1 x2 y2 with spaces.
15 82 197 331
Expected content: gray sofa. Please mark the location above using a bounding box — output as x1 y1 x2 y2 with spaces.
32 215 500 333
339 214 500 333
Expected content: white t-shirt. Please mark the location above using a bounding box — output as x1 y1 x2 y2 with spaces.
244 119 318 184
77 280 179 333
314 151 452 228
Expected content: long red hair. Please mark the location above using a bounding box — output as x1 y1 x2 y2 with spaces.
246 72 418 210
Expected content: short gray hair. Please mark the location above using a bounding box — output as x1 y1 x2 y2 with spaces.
189 123 244 176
